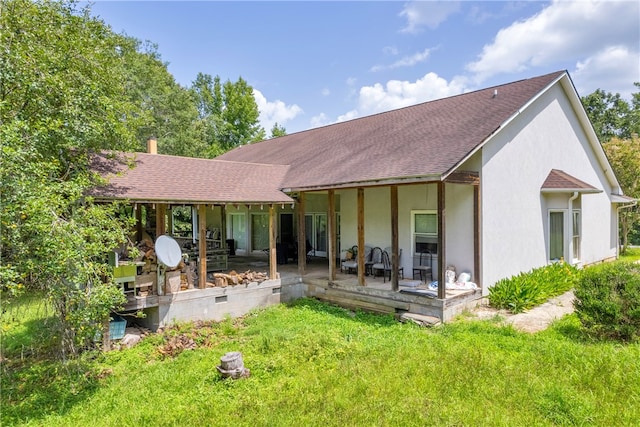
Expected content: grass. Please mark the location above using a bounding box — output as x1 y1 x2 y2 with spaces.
620 246 640 263
2 295 640 426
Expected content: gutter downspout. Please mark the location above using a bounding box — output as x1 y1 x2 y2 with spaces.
567 192 579 264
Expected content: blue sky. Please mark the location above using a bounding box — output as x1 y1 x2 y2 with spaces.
89 1 640 134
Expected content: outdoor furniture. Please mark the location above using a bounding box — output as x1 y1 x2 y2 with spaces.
366 246 383 276
412 251 433 283
372 249 404 282
341 245 359 273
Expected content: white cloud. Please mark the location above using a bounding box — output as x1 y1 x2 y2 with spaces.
573 46 640 99
316 73 467 128
399 1 461 33
321 88 331 97
357 72 467 116
383 46 399 56
253 89 303 132
466 0 640 86
370 48 434 72
310 113 331 129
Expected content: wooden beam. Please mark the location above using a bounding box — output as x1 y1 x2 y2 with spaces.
437 182 446 299
474 185 481 289
269 204 277 279
198 205 207 289
297 193 306 275
155 203 166 237
390 185 399 291
444 171 480 185
357 188 365 286
328 189 336 281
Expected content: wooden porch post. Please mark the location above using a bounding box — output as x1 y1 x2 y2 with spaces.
357 188 365 286
474 185 481 289
156 203 166 237
297 193 306 275
269 204 277 279
390 185 399 291
328 189 336 281
135 204 142 242
437 182 446 299
198 205 207 289
221 205 227 250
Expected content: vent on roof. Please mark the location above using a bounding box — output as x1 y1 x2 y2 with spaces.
493 89 498 98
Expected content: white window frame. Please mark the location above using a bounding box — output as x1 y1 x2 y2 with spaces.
572 209 581 262
411 210 438 256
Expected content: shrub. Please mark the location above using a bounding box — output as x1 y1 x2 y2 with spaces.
489 262 580 313
574 262 640 342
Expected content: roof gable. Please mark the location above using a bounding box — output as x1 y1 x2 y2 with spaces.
219 71 566 190
541 169 601 193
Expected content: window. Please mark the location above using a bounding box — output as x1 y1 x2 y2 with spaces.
572 210 581 261
549 211 564 261
412 211 438 255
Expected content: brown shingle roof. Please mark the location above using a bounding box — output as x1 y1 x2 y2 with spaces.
89 152 293 204
541 169 601 193
218 71 566 190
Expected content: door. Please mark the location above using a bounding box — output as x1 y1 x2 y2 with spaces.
251 213 269 253
228 212 247 254
305 213 327 257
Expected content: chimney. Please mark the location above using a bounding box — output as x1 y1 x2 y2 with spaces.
146 136 157 154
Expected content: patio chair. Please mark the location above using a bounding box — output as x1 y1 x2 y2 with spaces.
341 245 372 274
372 248 404 283
412 251 433 283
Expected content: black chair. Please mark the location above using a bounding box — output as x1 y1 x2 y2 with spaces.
372 249 404 283
412 251 433 283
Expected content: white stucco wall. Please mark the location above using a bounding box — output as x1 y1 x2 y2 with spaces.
480 83 617 290
336 182 477 281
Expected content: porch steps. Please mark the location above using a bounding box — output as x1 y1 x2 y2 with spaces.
399 312 442 327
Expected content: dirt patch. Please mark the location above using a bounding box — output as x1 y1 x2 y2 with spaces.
466 290 576 333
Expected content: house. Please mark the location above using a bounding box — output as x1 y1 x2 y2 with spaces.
92 70 632 326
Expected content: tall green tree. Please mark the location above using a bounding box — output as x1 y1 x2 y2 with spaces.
1 0 139 356
120 39 205 157
602 136 640 251
582 85 640 142
190 73 265 156
583 85 640 250
270 122 287 138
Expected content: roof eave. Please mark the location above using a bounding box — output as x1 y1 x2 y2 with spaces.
282 174 443 193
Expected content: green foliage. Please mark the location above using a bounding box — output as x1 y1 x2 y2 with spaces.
1 0 139 355
189 73 266 156
3 298 640 426
489 262 581 313
574 262 640 342
602 135 640 252
269 122 287 138
582 85 640 142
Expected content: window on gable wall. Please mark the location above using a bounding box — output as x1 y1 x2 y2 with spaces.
572 210 581 261
412 210 438 255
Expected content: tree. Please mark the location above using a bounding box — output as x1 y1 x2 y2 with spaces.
583 85 640 251
582 86 640 142
190 74 265 156
119 39 205 157
602 136 640 251
270 122 287 138
1 0 140 356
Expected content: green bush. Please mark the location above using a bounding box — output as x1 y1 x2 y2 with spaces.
574 262 640 342
489 262 580 313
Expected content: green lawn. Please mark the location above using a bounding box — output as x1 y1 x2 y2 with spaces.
2 295 639 426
